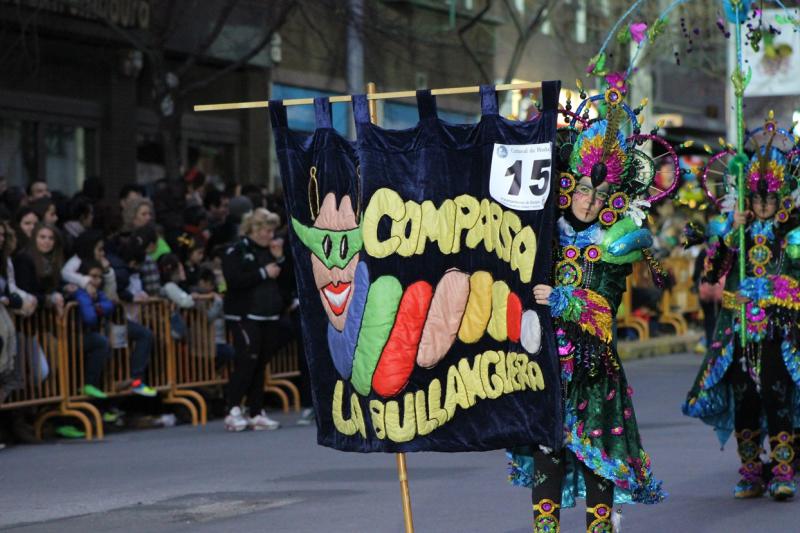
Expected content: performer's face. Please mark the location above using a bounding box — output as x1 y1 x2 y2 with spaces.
571 177 609 223
751 194 778 220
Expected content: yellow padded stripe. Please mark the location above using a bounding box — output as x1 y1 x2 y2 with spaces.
487 280 510 341
458 271 493 344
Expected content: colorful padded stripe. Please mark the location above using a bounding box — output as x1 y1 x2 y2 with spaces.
372 281 434 397
350 276 404 395
458 271 493 344
417 270 471 368
327 261 370 379
487 280 510 342
507 292 522 342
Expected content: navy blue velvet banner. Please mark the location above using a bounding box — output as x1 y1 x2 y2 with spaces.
271 82 562 453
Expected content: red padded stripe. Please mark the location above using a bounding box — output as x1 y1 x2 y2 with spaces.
506 292 522 342
372 281 433 398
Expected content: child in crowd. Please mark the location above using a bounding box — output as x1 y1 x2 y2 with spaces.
74 259 113 399
61 230 118 302
106 235 156 397
175 236 205 291
157 253 198 309
196 268 234 367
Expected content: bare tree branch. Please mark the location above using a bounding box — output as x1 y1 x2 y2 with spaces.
295 0 335 57
179 0 297 95
176 0 240 79
155 0 184 48
503 0 557 83
456 0 494 84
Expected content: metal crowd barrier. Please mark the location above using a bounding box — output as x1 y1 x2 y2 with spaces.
0 305 99 440
0 297 305 440
62 299 205 437
169 297 302 415
617 256 698 340
658 256 694 335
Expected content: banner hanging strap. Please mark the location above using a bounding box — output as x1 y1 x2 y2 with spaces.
541 80 561 112
314 97 333 129
268 99 287 128
353 94 371 125
416 90 438 120
479 84 499 116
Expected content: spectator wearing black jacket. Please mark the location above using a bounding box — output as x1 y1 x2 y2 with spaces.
13 222 65 315
222 208 286 432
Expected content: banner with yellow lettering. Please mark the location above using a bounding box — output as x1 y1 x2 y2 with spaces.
270 82 562 452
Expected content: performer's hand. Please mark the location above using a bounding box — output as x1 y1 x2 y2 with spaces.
732 210 749 230
533 284 552 305
735 293 751 305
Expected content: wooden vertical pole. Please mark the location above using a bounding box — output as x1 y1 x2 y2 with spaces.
365 80 414 533
396 452 414 533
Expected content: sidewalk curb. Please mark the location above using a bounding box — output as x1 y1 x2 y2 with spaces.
619 331 703 361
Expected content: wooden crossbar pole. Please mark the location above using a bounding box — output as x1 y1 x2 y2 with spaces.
193 81 542 112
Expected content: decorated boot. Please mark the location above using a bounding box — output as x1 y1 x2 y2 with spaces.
533 499 560 533
793 428 800 474
586 504 612 533
767 432 796 500
734 429 765 498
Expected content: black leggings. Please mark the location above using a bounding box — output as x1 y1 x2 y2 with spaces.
532 449 614 531
226 319 284 413
728 338 794 439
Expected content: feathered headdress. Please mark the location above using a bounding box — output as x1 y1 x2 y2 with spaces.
557 79 682 227
701 112 800 223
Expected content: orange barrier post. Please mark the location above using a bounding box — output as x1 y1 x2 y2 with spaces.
657 257 690 335
61 302 104 439
138 299 202 425
267 341 302 412
617 274 650 340
167 297 222 425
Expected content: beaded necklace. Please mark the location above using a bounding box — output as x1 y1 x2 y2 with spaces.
747 219 780 278
555 217 604 289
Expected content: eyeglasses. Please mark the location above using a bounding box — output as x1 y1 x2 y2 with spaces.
574 184 609 203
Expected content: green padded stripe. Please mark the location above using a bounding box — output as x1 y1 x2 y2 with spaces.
350 276 404 396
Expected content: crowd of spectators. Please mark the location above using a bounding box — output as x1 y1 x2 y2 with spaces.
0 172 308 446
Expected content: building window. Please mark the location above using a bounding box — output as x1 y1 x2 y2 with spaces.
44 124 95 196
575 0 587 43
0 119 36 189
541 9 551 35
0 118 95 196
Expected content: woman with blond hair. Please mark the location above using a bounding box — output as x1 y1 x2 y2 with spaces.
121 197 154 232
222 208 286 432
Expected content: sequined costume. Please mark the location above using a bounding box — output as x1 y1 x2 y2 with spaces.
509 217 666 506
684 113 800 500
507 81 673 532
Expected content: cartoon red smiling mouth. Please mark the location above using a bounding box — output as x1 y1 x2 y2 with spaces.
322 282 352 316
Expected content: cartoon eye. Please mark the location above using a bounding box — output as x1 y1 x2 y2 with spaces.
340 235 349 260
322 234 332 258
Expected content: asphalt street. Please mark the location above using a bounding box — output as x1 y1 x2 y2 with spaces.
1 353 798 532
